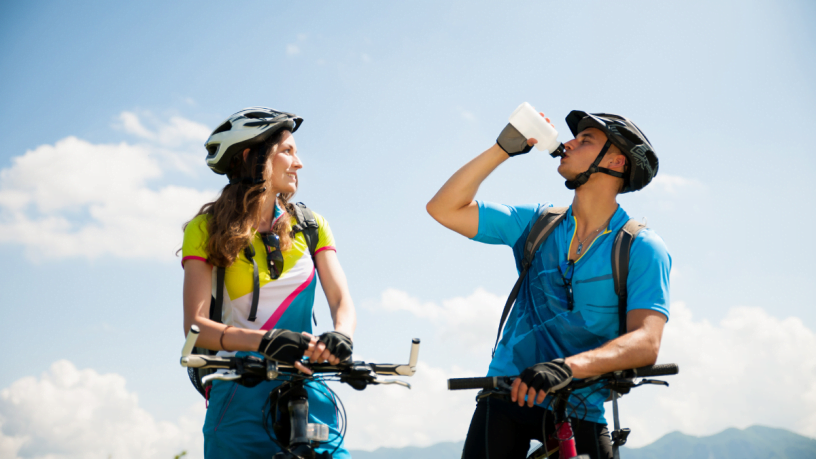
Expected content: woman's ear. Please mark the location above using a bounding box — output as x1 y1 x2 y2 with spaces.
242 148 251 161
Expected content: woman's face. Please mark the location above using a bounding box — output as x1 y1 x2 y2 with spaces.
267 130 302 194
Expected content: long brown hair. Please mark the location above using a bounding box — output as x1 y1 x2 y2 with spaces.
183 130 298 268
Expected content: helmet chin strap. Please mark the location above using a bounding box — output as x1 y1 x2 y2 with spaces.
564 140 625 190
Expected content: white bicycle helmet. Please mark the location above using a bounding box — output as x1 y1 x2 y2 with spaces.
205 107 303 175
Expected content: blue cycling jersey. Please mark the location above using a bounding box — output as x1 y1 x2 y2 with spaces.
473 201 671 424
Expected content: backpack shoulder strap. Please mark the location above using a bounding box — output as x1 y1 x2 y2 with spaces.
209 266 226 323
291 202 320 326
492 206 568 357
291 202 319 257
612 219 646 336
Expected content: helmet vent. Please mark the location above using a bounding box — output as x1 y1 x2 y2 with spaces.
245 111 277 119
617 128 643 145
212 121 232 135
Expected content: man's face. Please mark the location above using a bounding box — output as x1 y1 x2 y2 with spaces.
557 127 611 180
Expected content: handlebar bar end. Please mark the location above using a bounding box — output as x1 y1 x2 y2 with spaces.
181 325 201 358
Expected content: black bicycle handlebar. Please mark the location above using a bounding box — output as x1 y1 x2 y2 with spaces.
179 325 420 388
448 376 502 391
447 363 679 391
628 363 678 378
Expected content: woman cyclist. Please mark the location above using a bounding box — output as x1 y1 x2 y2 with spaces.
181 107 356 458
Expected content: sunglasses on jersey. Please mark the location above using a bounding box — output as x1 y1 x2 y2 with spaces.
260 232 284 280
557 260 576 311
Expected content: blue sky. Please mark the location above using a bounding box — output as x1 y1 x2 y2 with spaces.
1 1 815 457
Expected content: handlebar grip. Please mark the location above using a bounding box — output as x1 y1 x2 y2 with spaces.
448 377 499 391
633 363 679 377
181 325 200 358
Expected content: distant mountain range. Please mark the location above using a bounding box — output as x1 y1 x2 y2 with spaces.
348 425 816 458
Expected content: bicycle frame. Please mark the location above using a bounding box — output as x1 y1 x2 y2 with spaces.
526 394 583 459
551 395 578 458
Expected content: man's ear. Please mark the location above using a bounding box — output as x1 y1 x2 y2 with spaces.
607 153 627 170
241 148 251 161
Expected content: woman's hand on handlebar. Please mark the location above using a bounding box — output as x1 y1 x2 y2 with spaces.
301 332 346 366
256 329 346 374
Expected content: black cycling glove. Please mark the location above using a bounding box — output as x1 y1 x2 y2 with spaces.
318 331 353 362
518 358 573 393
497 123 533 157
258 329 310 364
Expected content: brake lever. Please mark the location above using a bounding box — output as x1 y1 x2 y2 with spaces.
634 378 669 388
202 371 241 385
372 377 411 389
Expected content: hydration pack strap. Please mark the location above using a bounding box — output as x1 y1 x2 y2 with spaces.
244 244 261 322
210 266 226 322
291 202 320 257
611 219 646 336
492 207 568 357
291 202 320 325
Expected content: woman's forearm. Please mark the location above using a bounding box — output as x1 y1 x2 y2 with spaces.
314 250 357 338
329 297 356 338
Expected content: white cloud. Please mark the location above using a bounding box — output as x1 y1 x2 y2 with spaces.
0 113 218 261
118 111 154 140
377 288 504 355
338 361 480 451
286 44 301 56
116 111 210 149
650 173 704 194
0 361 203 459
616 301 816 447
458 108 477 122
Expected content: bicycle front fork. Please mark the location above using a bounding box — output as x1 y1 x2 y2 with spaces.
274 386 332 459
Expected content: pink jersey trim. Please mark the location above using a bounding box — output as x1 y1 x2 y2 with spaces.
271 212 285 226
314 246 336 255
181 255 209 268
261 267 316 331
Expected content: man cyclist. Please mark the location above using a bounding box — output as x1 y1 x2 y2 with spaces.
426 110 670 459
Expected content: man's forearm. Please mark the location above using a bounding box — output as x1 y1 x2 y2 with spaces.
426 144 508 236
565 327 661 379
430 144 507 209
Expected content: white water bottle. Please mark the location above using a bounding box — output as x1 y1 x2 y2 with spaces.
508 102 565 156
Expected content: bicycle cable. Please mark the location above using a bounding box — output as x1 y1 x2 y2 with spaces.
309 377 347 457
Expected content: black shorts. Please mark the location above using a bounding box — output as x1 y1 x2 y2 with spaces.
462 397 613 459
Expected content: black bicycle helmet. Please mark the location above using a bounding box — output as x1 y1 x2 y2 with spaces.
205 107 303 175
562 111 658 193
